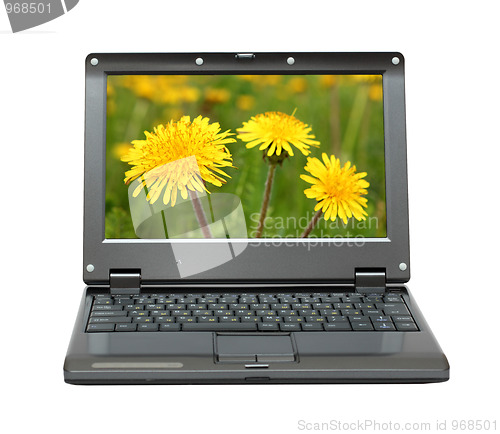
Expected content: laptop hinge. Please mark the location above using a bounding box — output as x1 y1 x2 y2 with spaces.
355 268 386 295
109 270 141 296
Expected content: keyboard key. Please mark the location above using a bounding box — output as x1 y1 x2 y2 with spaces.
383 305 410 315
364 296 384 302
90 311 127 317
326 316 348 323
299 309 318 316
392 315 413 322
351 322 374 331
355 303 376 309
321 297 341 303
183 323 257 331
373 322 396 331
208 304 227 310
258 323 279 331
87 324 115 332
347 315 366 322
324 323 352 331
159 323 181 331
341 309 362 316
362 309 382 315
146 304 165 310
172 310 191 316
370 315 392 322
313 303 333 309
262 316 281 322
193 310 213 316
256 310 277 316
124 305 144 311
94 298 113 305
155 316 175 323
301 323 324 331
220 316 240 322
150 310 170 316
250 304 270 310
230 304 249 310
176 317 196 323
89 317 132 324
342 296 362 302
92 305 123 311
129 311 148 316
138 323 159 332
241 316 259 322
395 322 418 331
188 304 208 310
198 316 218 323
280 323 301 331
133 317 154 323
384 294 404 302
166 304 186 310
115 323 137 332
335 303 354 309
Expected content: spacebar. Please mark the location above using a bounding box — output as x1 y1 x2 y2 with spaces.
182 323 257 331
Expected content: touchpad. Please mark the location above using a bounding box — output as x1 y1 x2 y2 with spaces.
216 335 296 363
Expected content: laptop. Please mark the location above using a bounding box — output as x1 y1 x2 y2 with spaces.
64 52 449 384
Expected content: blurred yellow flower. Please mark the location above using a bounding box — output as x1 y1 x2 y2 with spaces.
369 84 383 101
237 111 320 157
107 82 115 97
239 75 281 86
288 77 307 93
204 88 231 104
122 115 235 206
113 142 132 159
319 75 337 88
107 99 116 115
346 75 382 84
300 153 369 224
236 95 255 111
120 75 200 104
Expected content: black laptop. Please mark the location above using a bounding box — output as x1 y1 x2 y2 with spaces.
64 52 449 384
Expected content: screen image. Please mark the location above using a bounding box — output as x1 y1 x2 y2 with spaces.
105 74 386 240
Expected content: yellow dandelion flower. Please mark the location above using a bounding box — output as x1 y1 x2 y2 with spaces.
112 142 132 159
300 153 370 224
236 111 320 158
121 115 236 207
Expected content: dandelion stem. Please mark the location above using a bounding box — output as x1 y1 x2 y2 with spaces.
189 189 213 238
300 209 323 238
141 174 169 239
161 210 169 239
255 163 277 238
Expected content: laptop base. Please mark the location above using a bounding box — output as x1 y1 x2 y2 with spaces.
64 286 449 385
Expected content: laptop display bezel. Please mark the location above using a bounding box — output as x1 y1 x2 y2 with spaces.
83 52 410 284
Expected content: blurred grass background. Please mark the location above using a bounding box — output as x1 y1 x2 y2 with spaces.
105 74 386 239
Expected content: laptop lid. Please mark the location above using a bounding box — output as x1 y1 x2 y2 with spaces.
83 52 409 284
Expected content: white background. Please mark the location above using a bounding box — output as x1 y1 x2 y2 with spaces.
1 1 499 433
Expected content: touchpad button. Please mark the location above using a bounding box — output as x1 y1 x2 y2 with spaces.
216 335 296 363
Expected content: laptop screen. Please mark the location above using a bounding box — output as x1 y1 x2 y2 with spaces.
105 74 386 240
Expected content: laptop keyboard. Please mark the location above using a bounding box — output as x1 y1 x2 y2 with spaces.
86 291 419 333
